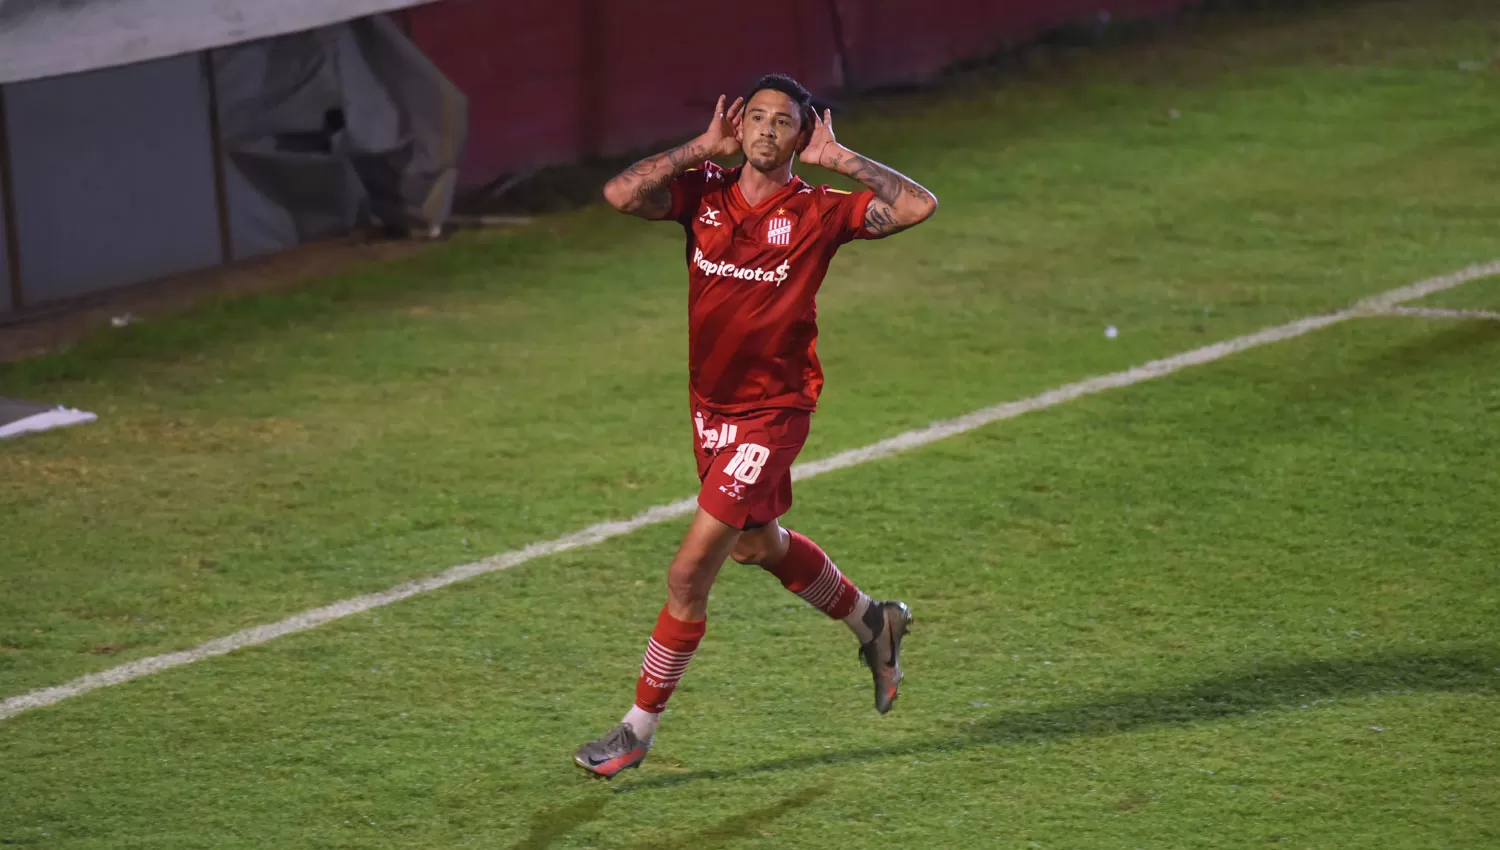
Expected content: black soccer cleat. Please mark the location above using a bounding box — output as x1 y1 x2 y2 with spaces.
858 600 912 714
573 722 649 778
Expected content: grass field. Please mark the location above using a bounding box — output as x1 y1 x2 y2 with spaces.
3 1 1499 847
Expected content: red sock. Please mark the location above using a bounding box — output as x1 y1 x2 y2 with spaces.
634 606 707 713
767 531 861 619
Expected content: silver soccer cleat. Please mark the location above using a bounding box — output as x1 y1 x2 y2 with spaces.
573 722 649 778
857 600 912 714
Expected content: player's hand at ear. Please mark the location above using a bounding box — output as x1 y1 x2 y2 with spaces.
701 95 746 158
800 109 843 169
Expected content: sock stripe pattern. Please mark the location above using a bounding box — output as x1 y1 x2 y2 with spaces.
778 531 860 620
798 561 846 611
634 606 706 713
641 639 693 687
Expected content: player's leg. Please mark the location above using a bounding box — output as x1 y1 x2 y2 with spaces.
733 516 912 713
732 519 872 631
623 508 739 734
574 508 739 778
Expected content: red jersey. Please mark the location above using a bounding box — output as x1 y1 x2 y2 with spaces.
666 161 876 413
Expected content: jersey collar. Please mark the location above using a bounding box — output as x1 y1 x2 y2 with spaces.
728 165 808 214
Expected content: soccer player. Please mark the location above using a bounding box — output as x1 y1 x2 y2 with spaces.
574 74 939 778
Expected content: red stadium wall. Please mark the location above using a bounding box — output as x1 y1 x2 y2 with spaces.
404 0 1195 188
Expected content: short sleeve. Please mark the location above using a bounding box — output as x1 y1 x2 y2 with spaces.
666 161 722 223
820 188 878 244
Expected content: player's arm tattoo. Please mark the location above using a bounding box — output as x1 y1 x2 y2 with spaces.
823 149 938 237
862 200 902 237
604 139 712 220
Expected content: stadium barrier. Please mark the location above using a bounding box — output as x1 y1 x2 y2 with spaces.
397 0 1197 188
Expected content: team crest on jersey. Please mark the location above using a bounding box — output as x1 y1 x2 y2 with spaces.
764 208 797 246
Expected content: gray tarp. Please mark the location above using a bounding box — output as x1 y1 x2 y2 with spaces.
0 0 435 85
214 15 465 254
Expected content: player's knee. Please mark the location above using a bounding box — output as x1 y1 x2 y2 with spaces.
729 540 763 566
731 525 787 567
666 558 713 604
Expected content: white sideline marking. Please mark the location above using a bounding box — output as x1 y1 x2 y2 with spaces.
1372 306 1500 322
0 407 97 441
3 260 1498 722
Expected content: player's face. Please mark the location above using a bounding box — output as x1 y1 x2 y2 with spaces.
741 89 806 172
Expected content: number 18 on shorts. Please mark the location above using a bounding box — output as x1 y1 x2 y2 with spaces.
693 405 810 530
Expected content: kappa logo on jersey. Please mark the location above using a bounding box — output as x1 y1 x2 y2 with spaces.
765 208 796 246
692 248 791 285
699 206 723 227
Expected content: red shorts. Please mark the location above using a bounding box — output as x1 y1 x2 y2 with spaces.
693 403 810 530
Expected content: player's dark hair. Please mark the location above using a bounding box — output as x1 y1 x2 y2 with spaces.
745 73 815 130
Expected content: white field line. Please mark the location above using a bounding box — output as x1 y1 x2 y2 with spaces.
1352 262 1500 310
1372 306 1500 322
4 259 1498 723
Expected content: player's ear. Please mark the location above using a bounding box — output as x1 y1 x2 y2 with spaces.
795 105 815 152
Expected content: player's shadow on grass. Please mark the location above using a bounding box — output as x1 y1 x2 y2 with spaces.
1271 320 1500 419
622 649 1497 790
509 794 611 850
508 783 828 849
625 783 829 850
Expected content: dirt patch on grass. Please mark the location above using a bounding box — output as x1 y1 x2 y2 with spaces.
0 454 97 481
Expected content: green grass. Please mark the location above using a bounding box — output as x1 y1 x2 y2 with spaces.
3 0 1499 847
1420 279 1500 312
